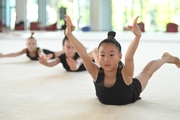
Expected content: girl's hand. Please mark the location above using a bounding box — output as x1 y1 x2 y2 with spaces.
44 54 53 60
38 55 48 66
127 16 141 37
64 15 75 36
66 58 78 71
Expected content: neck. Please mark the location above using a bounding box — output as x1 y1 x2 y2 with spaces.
104 68 117 78
28 48 36 53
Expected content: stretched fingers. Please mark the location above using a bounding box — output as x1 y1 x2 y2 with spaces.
64 18 71 27
71 25 75 31
38 56 45 63
64 15 73 26
38 58 43 64
38 57 43 63
133 16 139 26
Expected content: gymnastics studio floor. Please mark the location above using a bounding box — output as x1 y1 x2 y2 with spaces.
0 31 180 120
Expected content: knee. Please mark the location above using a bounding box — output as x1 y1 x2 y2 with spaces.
141 67 153 78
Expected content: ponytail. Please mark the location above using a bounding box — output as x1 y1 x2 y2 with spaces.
30 31 34 38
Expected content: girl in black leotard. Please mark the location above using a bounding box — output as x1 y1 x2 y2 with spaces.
38 36 98 72
0 32 63 60
64 15 180 105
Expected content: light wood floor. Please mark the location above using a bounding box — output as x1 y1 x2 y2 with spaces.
0 31 180 120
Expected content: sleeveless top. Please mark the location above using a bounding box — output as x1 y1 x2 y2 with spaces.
26 47 40 60
58 52 86 72
94 65 140 105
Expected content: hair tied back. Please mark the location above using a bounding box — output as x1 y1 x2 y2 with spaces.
107 31 116 39
31 31 34 37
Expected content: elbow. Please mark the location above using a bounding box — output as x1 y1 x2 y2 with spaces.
125 57 133 62
125 55 134 61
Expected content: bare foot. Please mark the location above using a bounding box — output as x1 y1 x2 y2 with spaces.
88 47 100 66
162 52 180 68
88 47 98 59
93 47 98 54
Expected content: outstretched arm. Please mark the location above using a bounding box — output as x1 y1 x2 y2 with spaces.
64 15 99 81
37 49 52 60
122 16 142 85
38 56 60 67
0 49 26 58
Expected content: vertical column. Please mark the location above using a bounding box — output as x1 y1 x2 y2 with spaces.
0 0 5 23
5 0 10 27
0 0 2 21
16 0 26 29
90 0 100 31
90 0 112 31
0 0 15 27
38 0 47 26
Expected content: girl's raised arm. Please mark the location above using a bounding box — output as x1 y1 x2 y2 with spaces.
64 15 99 81
122 16 142 85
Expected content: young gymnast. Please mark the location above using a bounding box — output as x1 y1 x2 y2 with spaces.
38 35 98 72
64 14 180 105
0 32 63 60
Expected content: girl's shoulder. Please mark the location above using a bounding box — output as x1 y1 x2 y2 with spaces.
74 52 79 59
36 47 40 51
22 48 27 52
58 53 66 59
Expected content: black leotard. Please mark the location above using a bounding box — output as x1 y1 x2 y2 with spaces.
42 49 55 59
94 66 142 105
58 52 86 72
26 47 55 60
26 47 40 60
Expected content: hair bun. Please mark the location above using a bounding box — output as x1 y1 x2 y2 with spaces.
107 31 116 39
31 31 35 37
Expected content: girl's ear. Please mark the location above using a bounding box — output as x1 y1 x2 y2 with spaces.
119 53 122 60
97 54 100 60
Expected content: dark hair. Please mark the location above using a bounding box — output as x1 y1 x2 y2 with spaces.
98 31 122 53
28 31 34 38
27 31 36 41
62 35 69 46
98 31 124 68
107 31 116 39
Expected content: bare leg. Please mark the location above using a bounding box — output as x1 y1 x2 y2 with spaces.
54 51 64 57
134 52 180 92
88 47 100 66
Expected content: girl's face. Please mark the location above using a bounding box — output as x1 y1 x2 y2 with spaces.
63 40 76 58
26 38 37 52
98 43 122 72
